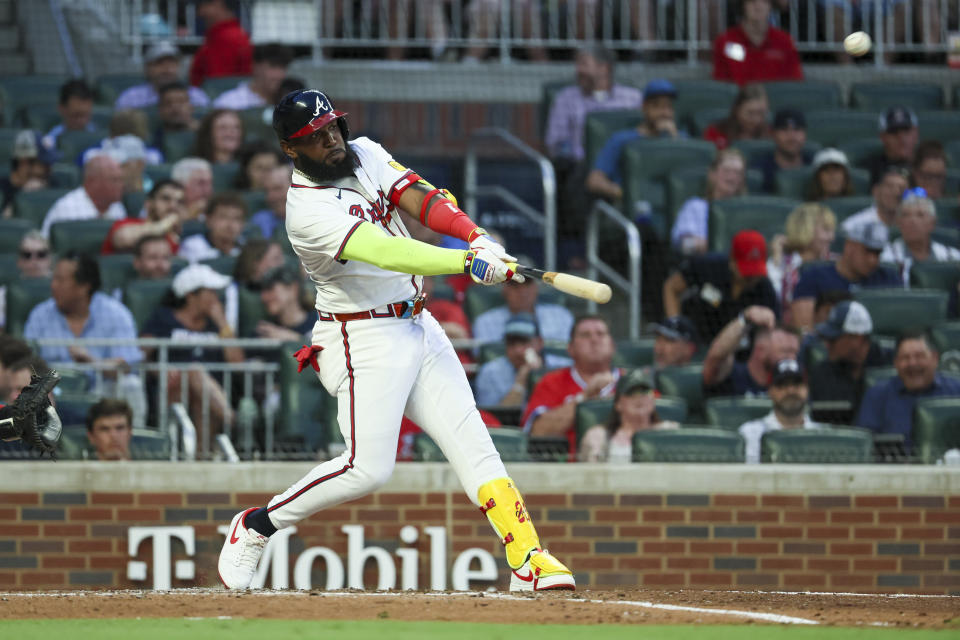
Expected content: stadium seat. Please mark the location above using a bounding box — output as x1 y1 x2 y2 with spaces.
49 219 116 255
202 76 250 101
931 322 960 355
0 75 69 124
0 254 16 286
0 127 19 166
95 73 146 105
820 195 875 222
863 366 897 389
654 396 689 423
704 396 773 430
5 277 52 336
805 110 879 147
573 396 690 447
613 338 655 367
278 340 329 453
946 140 960 168
161 129 198 164
13 188 70 227
849 83 944 112
539 80 573 139
464 285 503 323
583 109 644 168
709 196 800 252
913 397 960 463
97 253 137 294
854 288 949 335
656 364 706 421
910 262 960 293
200 255 237 277
239 107 276 146
145 163 173 184
489 428 530 461
53 369 90 394
762 80 843 113
54 392 99 427
916 111 960 144
0 88 10 128
666 166 708 228
689 107 729 137
181 219 205 238
760 427 874 463
934 198 960 226
777 165 871 200
413 431 445 461
672 79 739 133
56 425 90 460
57 129 107 165
838 138 884 170
130 428 172 461
241 191 267 216
632 428 745 463
49 162 80 189
122 278 173 332
212 162 241 191
122 191 147 218
237 286 266 338
0 217 36 253
731 139 774 166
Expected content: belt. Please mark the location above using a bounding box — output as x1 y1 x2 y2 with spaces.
317 294 427 322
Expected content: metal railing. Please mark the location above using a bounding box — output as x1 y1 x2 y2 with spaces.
585 200 640 340
96 0 960 67
464 126 557 272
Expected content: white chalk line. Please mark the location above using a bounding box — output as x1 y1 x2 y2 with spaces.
704 589 958 599
0 588 824 625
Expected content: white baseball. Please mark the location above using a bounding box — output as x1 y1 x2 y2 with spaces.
844 31 872 57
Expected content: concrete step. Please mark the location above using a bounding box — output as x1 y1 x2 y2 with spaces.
0 52 29 74
0 25 18 51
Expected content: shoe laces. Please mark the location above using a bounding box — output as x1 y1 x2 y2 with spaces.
235 529 267 569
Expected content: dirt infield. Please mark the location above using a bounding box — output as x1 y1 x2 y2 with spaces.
2 589 958 629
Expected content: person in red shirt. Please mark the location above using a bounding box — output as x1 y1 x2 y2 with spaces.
703 83 771 150
713 0 803 86
189 0 253 88
101 179 186 255
522 315 622 457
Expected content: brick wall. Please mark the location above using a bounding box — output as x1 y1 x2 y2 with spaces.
2 489 958 593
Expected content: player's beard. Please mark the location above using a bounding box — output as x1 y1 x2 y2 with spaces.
296 145 359 183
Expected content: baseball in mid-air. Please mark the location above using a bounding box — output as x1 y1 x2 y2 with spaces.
844 31 872 56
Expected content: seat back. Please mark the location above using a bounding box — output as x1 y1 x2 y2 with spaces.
539 80 572 139
413 431 445 461
656 364 706 420
161 129 198 163
464 286 503 323
0 217 36 253
632 428 745 463
912 397 960 463
672 80 739 133
583 109 644 168
855 288 949 335
95 73 146 105
200 255 238 277
909 261 960 294
805 110 880 147
621 138 716 226
863 366 898 390
5 277 52 336
916 110 960 143
838 137 884 169
202 76 251 101
49 219 116 256
613 338 655 367
849 83 944 111
820 196 875 223
489 428 530 461
57 129 107 165
97 253 137 294
13 188 71 227
762 80 842 113
212 162 241 191
237 286 266 338
931 322 960 356
122 278 173 332
709 196 800 252
131 428 172 461
574 398 614 445
705 396 774 430
761 427 874 463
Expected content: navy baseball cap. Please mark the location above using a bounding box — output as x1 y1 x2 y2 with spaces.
643 79 677 102
844 220 889 251
773 108 806 130
650 315 699 345
504 313 539 339
770 358 804 386
12 130 58 165
878 106 918 133
816 301 873 340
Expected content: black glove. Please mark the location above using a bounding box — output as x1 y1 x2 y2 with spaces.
0 370 62 458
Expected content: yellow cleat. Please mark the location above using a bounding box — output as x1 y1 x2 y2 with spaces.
509 548 576 592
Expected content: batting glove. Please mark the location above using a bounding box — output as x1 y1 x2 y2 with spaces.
464 247 523 285
470 234 517 263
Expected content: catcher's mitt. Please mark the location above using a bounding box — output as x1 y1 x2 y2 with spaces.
0 369 63 458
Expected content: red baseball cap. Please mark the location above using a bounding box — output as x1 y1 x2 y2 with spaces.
731 230 767 278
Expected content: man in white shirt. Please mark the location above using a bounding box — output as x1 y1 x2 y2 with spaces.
738 358 823 463
213 43 293 110
41 154 126 237
841 166 909 235
881 187 960 286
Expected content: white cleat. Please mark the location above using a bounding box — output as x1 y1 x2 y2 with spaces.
509 548 576 592
218 508 267 589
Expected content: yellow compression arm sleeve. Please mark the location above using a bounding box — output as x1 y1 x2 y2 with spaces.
339 220 468 276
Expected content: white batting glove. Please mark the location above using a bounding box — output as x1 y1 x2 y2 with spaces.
470 233 516 263
464 247 524 285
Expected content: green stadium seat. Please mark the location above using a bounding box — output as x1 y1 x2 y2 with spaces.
202 76 250 101
777 165 871 200
863 366 897 389
49 162 80 189
539 80 573 139
583 109 644 168
122 191 147 218
573 396 690 447
656 364 705 421
0 87 11 127
912 397 960 463
946 140 960 168
689 107 728 138
464 285 503 324
123 278 173 332
181 219 205 238
57 129 107 165
130 429 172 461
56 425 90 460
910 262 960 293
613 338 655 367
0 75 69 123
0 217 36 253
212 162 241 192
239 107 277 146
0 254 17 286
916 111 960 143
95 73 146 105
0 127 19 166
241 191 267 216
672 79 739 133
145 163 173 184
709 196 800 252
704 396 773 430
762 80 843 113
413 431 445 461
934 198 960 226
160 129 197 163
54 369 90 394
237 286 266 338
806 110 879 147
820 196 875 222
51 392 98 427
48 219 116 255
838 138 884 170
200 255 237 277
654 396 689 423
666 166 708 229
632 427 745 463
97 253 136 294
489 428 530 461
278 341 329 453
760 427 874 463
931 322 960 354
13 188 70 227
849 83 944 112
854 288 949 335
6 277 51 336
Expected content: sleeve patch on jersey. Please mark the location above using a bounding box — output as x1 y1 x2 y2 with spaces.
388 160 408 172
387 171 421 206
333 220 365 261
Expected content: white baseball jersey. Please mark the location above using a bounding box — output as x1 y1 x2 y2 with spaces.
285 136 423 313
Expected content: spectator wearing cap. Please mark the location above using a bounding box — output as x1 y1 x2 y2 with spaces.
115 41 211 110
664 230 780 344
474 313 572 408
472 274 574 346
857 331 960 453
703 305 799 397
189 0 253 88
87 135 152 194
213 43 294 110
178 192 247 262
881 188 960 287
651 316 699 370
752 108 812 193
578 369 679 463
790 220 901 331
0 130 56 215
41 154 126 238
254 265 314 341
911 141 948 200
42 80 97 151
102 179 186 255
141 262 241 434
738 358 824 463
586 79 685 203
671 149 748 255
81 110 165 170
807 300 890 425
866 107 919 186
767 203 837 324
713 0 803 86
842 166 910 235
805 148 853 201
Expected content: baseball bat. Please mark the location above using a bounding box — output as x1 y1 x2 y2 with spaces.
512 265 612 304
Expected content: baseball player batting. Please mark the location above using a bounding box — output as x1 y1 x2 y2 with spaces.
218 89 575 592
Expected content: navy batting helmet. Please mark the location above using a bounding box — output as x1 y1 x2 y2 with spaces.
273 89 349 143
